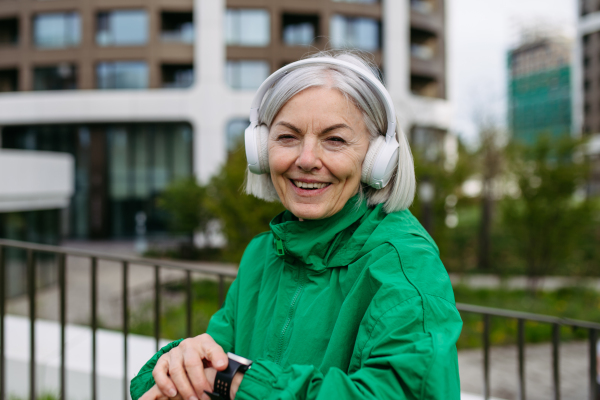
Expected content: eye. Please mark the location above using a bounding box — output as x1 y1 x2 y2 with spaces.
276 134 297 142
327 136 346 144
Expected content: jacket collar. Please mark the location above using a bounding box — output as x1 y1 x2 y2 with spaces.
269 195 372 270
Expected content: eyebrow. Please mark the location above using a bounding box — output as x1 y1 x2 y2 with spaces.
274 121 353 135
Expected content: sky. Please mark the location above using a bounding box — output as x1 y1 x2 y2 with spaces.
447 0 577 144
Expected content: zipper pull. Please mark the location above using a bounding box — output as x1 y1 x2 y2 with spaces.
275 236 285 256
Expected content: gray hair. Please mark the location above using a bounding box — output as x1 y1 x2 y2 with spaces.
245 50 416 214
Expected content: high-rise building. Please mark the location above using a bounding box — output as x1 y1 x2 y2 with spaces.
575 0 600 195
508 36 572 144
0 0 451 240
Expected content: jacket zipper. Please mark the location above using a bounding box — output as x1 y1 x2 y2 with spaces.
275 265 305 365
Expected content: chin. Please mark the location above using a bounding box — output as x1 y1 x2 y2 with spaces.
289 204 328 220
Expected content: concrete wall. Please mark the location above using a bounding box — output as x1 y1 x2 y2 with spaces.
0 149 74 212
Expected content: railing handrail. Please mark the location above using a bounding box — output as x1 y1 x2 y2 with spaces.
457 302 600 330
0 238 598 400
0 238 238 277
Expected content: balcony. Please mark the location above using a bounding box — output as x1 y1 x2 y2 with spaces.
410 74 439 98
160 12 194 44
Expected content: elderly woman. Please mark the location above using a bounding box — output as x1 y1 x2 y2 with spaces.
131 51 462 400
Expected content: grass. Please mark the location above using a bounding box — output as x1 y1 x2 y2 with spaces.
454 286 600 349
129 279 232 340
9 394 58 400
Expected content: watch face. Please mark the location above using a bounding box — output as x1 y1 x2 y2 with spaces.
227 352 252 366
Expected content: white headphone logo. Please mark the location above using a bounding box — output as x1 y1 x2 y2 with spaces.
244 57 400 190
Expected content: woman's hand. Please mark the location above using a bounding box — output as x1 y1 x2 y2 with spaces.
139 368 216 400
148 334 229 400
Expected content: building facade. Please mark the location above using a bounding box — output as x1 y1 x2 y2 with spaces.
0 0 451 240
575 0 600 195
508 37 572 145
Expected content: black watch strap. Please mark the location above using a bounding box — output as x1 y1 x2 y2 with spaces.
204 353 252 400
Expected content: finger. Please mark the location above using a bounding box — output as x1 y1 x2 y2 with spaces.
139 385 168 400
197 334 228 371
169 348 201 400
153 354 178 398
182 342 212 396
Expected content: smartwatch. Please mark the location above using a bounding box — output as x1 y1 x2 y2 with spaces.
204 352 253 400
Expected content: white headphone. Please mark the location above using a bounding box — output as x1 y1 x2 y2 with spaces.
244 57 400 190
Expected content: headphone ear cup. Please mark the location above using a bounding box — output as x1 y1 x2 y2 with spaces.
256 124 270 174
361 135 386 185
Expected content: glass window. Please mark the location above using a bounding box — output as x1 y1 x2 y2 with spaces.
226 119 250 152
330 15 380 51
225 9 270 47
0 17 19 45
225 60 269 90
33 64 77 91
0 68 18 92
161 12 194 44
332 0 378 3
161 64 194 88
96 10 148 46
96 61 148 89
282 14 318 46
33 12 81 49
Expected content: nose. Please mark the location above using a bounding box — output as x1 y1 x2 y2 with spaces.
295 136 322 172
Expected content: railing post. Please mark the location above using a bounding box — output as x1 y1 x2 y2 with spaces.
0 245 5 400
483 313 490 400
59 254 67 400
27 249 35 400
186 270 192 338
218 275 224 308
552 323 560 400
518 318 526 400
154 265 160 352
590 329 598 400
91 257 98 400
123 261 129 400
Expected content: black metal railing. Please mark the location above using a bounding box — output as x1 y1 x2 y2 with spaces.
0 238 598 400
0 239 236 400
457 302 600 400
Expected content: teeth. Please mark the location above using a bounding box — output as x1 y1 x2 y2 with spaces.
293 180 329 189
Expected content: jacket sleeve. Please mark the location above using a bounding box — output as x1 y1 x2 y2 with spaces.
130 339 184 400
235 294 462 400
129 277 240 400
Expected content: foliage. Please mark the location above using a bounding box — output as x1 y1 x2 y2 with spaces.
157 177 215 240
455 285 600 349
410 138 477 272
204 147 285 263
500 135 594 286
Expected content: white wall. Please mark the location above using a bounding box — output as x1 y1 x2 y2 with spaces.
0 149 74 212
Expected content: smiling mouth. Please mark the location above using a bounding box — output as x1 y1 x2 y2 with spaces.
291 180 331 190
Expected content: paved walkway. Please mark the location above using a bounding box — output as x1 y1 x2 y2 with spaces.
458 341 594 400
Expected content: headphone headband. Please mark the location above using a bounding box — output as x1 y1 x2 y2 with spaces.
248 57 397 143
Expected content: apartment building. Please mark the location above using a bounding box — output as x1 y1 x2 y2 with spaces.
0 0 451 240
576 0 600 195
508 36 572 144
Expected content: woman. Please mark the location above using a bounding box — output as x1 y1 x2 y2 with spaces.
132 51 462 400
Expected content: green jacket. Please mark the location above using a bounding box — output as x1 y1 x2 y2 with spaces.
131 196 462 399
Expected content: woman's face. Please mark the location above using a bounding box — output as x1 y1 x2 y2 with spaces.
268 86 371 220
